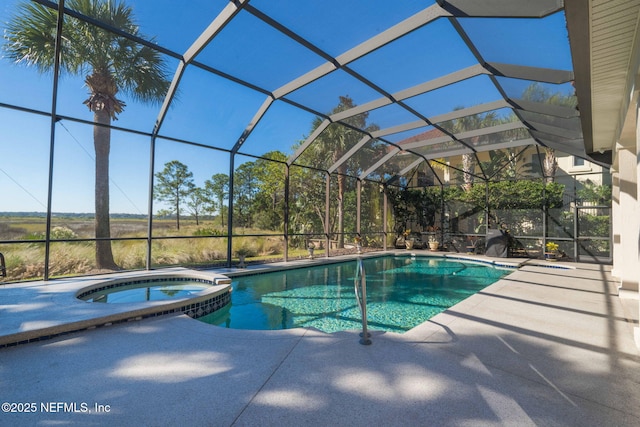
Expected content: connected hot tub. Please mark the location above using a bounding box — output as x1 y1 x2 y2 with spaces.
0 271 234 348
76 272 232 320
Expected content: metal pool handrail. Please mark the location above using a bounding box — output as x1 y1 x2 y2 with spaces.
354 257 371 345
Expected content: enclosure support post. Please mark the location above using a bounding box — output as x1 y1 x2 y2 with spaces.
383 185 388 251
284 164 290 262
573 175 579 261
356 179 362 238
325 172 331 257
146 136 156 271
43 0 66 281
227 154 235 268
542 181 547 257
440 183 445 245
0 252 6 279
484 181 490 232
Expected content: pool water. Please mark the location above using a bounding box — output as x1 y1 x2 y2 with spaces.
79 280 211 303
198 256 511 333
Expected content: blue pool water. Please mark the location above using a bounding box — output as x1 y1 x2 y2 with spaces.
198 256 511 333
79 280 211 303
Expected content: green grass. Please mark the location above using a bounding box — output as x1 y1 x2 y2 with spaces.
0 218 332 281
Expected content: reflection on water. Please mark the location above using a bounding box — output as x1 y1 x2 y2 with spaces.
81 281 210 303
199 257 509 333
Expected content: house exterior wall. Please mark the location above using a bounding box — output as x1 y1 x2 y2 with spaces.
416 148 605 187
612 139 638 293
610 86 640 348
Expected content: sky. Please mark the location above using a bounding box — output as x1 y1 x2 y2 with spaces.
0 0 574 214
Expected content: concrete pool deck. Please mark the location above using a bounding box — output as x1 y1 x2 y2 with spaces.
1 253 639 426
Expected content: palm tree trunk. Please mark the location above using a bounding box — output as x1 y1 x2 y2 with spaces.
94 110 118 270
543 148 557 183
462 153 475 192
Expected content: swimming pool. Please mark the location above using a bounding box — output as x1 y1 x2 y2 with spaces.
198 256 512 333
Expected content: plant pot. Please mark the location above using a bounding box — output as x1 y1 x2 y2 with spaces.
308 248 315 259
238 255 246 268
405 240 414 250
429 242 439 251
544 252 557 261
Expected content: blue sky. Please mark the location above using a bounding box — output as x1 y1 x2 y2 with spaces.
0 0 574 214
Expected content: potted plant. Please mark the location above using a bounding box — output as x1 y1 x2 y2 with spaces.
354 235 362 254
234 246 252 268
428 235 439 251
307 241 316 259
545 241 559 261
466 236 478 254
403 229 413 249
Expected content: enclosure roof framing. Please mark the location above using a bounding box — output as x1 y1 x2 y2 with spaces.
214 0 584 181
21 0 613 184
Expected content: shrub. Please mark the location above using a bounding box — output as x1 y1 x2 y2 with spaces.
50 226 78 240
192 227 224 236
24 226 78 241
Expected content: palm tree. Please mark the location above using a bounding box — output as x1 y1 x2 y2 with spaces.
521 83 578 183
441 109 498 191
4 0 170 269
542 147 558 183
301 96 379 248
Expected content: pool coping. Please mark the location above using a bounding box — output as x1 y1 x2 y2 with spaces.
0 268 232 348
220 251 573 280
0 251 573 348
2 256 635 427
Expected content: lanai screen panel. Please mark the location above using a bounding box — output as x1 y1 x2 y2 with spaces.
364 104 424 133
341 138 391 179
160 66 268 148
1 0 581 227
293 122 367 171
194 10 327 92
347 18 478 93
250 0 427 57
237 100 320 158
214 0 577 176
285 69 383 116
0 109 51 226
61 0 228 54
360 179 385 236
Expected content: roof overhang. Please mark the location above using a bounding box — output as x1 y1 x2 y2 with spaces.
565 0 640 164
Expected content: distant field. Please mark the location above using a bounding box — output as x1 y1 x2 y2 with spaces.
0 216 49 239
0 215 320 282
0 215 197 240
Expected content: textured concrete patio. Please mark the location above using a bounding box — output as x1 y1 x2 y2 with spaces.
1 257 639 426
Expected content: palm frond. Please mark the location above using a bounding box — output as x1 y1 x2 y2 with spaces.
4 0 170 112
3 2 59 73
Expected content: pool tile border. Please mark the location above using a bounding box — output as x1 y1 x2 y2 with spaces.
0 290 231 349
0 253 571 349
76 276 218 300
0 272 232 349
